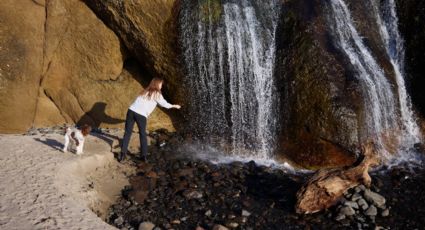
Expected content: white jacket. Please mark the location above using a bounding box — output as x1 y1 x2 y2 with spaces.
129 93 173 118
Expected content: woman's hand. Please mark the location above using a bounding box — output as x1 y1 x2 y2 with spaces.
173 104 181 109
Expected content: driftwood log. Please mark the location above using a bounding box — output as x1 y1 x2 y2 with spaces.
295 143 380 214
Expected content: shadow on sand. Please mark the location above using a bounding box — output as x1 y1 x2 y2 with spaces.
34 138 63 152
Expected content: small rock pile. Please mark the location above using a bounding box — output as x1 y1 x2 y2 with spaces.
25 126 66 135
333 184 390 229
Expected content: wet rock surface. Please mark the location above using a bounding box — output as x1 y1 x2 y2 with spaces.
106 131 425 230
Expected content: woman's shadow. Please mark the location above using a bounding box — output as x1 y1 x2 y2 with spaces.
77 102 125 150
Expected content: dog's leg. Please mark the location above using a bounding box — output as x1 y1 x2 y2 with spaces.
63 134 69 153
76 139 84 155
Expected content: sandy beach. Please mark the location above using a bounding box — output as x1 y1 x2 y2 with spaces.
0 132 133 230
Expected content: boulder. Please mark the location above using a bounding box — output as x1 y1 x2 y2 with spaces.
0 0 45 133
0 0 177 133
84 0 184 103
276 0 361 168
276 0 404 168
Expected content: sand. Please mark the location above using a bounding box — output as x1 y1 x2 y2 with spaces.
0 132 134 230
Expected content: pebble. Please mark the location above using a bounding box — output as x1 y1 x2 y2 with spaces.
242 209 251 217
114 216 124 226
381 209 389 217
212 224 229 230
205 210 212 216
365 205 378 216
182 189 203 199
364 190 386 208
138 222 155 230
339 206 355 216
170 219 180 224
335 213 346 221
357 198 369 210
226 222 239 228
344 201 359 209
351 193 362 201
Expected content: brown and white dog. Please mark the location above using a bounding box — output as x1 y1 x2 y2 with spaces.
63 124 92 155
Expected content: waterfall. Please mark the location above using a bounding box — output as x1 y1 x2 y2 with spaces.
327 0 421 157
370 0 421 146
180 0 281 160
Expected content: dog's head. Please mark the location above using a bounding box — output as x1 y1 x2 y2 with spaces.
81 124 92 136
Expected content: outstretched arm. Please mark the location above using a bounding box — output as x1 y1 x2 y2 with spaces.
156 94 181 109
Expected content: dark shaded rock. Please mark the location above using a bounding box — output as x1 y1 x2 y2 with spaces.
129 190 149 204
276 0 360 168
396 0 425 117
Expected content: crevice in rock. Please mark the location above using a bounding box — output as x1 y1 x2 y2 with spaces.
31 2 49 129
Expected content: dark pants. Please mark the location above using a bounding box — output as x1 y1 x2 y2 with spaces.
121 109 148 158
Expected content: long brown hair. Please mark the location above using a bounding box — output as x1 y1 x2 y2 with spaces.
141 77 163 100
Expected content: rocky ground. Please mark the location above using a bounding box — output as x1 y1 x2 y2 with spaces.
107 130 425 230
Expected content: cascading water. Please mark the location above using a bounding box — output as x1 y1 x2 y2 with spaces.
370 0 421 146
327 0 421 159
180 0 281 160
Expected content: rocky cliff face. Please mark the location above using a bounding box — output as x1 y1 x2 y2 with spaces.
275 0 360 168
84 0 184 102
396 0 425 118
0 0 45 133
0 0 178 133
275 0 412 168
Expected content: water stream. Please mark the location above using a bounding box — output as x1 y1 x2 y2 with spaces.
180 0 281 160
327 0 421 160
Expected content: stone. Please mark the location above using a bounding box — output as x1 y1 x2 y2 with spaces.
381 209 390 217
365 205 378 216
357 198 369 210
344 201 359 210
364 190 386 208
114 216 124 226
339 206 356 216
335 213 346 221
226 222 239 229
351 193 363 201
182 189 203 199
146 171 159 178
242 209 251 217
205 210 212 216
170 220 180 224
138 222 155 230
212 224 229 230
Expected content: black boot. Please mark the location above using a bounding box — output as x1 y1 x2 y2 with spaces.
140 154 148 163
118 152 126 162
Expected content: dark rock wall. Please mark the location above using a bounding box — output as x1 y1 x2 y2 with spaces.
396 0 425 118
275 0 360 168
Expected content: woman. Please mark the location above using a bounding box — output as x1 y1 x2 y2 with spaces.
119 77 181 162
